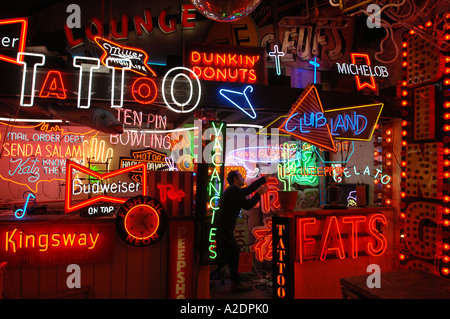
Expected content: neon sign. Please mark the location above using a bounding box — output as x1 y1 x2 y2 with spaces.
206 121 225 260
335 53 389 92
115 195 167 247
279 84 336 153
309 57 320 84
0 224 115 266
17 55 202 114
269 45 284 76
64 160 148 213
272 216 293 299
251 218 273 262
297 213 388 263
157 183 186 202
39 70 67 99
0 18 28 65
14 192 36 219
64 6 198 49
0 121 97 192
94 36 156 77
185 42 266 85
119 148 169 183
219 85 257 119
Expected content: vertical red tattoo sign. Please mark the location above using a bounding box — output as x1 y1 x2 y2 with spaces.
272 216 294 299
168 219 194 299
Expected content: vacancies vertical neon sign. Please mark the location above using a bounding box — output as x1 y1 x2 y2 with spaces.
207 122 225 260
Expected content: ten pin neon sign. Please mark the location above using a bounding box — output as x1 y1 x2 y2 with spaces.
65 160 148 213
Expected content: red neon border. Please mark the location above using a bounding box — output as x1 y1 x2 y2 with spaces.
0 18 28 65
279 84 337 153
93 36 157 77
350 53 377 92
65 160 148 213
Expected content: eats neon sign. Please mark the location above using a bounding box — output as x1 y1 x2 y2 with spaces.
297 213 388 263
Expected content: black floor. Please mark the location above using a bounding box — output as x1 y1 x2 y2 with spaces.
209 270 273 299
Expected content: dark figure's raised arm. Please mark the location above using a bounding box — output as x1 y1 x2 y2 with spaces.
241 176 267 197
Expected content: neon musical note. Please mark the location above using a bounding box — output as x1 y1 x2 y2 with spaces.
15 192 36 219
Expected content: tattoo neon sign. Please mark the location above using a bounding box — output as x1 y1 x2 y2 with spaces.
17 54 201 113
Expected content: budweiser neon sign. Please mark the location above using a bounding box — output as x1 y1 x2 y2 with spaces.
65 160 148 213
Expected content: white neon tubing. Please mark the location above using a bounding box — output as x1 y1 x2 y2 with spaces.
73 56 101 109
219 85 257 119
124 126 197 134
106 57 131 108
170 72 193 107
17 52 46 107
162 67 201 113
0 117 63 123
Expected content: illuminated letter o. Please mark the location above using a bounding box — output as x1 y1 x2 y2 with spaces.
277 275 285 286
162 67 201 113
277 287 286 298
132 77 157 104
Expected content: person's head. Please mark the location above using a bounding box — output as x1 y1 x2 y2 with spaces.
227 170 245 187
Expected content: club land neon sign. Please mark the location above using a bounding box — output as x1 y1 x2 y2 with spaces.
284 110 368 137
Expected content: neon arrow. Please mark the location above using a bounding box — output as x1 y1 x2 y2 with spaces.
219 85 257 119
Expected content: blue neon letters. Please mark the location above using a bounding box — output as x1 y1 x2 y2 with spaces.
285 111 368 137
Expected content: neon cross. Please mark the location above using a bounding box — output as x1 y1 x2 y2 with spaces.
269 45 285 76
309 57 320 84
